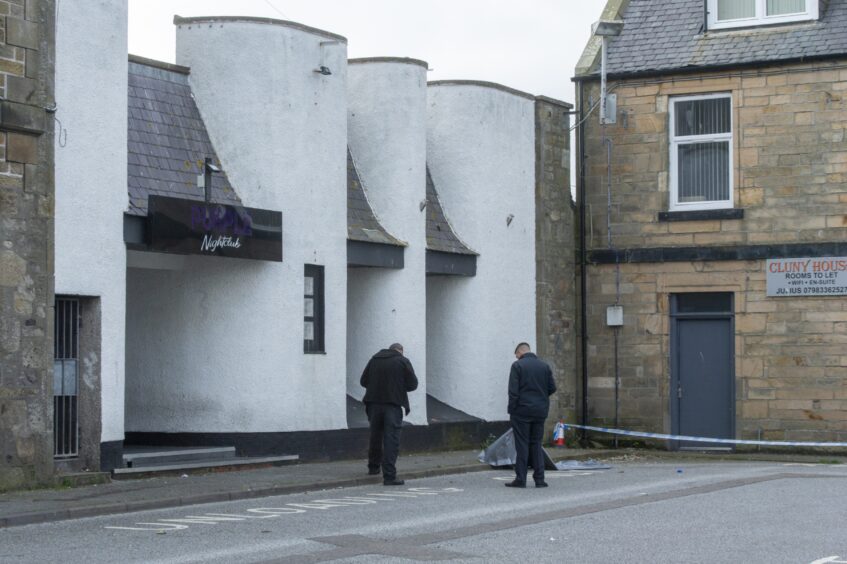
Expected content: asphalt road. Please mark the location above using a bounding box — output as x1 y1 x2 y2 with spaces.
2 459 846 563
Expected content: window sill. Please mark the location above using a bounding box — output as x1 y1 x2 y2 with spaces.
707 18 817 32
304 350 327 355
658 209 744 222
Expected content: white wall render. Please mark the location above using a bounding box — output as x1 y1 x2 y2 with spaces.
123 18 348 432
426 82 537 422
54 0 129 443
346 59 429 425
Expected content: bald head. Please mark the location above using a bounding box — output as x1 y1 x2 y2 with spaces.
514 342 531 358
389 343 404 355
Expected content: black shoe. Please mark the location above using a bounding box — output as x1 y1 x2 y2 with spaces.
535 481 549 488
383 479 405 486
504 480 526 488
368 467 380 475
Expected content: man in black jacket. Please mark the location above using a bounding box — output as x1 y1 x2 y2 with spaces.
360 343 418 485
506 342 556 488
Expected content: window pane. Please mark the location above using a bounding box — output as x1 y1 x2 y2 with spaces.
304 276 314 296
767 0 805 15
674 293 733 314
62 360 77 395
677 141 730 203
304 297 314 318
53 361 64 396
675 98 731 137
718 0 755 20
304 321 314 341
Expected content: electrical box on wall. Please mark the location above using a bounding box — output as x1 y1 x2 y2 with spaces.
604 93 617 124
606 305 623 327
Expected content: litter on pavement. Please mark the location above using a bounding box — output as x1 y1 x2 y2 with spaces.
477 428 557 470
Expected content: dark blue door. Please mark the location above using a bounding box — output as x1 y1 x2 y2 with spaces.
671 293 734 450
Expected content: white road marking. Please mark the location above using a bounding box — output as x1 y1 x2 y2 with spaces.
492 472 595 481
104 522 190 532
810 557 847 564
104 487 464 533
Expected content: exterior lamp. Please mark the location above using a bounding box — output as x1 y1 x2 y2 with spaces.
591 19 624 124
198 157 221 202
314 40 340 76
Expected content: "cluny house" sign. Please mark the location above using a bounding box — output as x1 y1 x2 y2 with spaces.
766 257 847 297
148 196 282 262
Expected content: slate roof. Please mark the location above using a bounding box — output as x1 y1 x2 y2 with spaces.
595 0 847 77
347 149 405 246
127 56 240 215
128 55 473 257
425 167 477 256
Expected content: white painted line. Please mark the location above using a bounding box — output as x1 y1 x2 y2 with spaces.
491 472 595 481
104 487 465 533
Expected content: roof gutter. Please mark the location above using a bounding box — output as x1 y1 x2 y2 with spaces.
571 52 847 83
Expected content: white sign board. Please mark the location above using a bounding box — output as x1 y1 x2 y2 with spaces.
767 257 847 297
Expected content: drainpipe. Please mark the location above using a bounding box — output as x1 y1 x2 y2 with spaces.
577 78 589 443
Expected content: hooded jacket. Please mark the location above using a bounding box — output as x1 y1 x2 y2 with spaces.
360 349 419 415
507 352 556 419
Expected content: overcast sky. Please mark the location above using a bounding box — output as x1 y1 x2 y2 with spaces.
128 0 606 105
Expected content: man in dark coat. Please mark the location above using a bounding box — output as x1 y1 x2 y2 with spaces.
506 342 556 488
360 343 418 486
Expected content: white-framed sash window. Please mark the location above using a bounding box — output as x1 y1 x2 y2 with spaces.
669 93 733 211
707 0 818 30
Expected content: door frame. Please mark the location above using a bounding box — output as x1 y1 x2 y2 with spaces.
669 293 736 450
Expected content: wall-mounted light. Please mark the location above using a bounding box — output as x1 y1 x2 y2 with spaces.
506 214 514 227
314 40 340 77
591 19 624 125
419 200 427 212
196 157 222 202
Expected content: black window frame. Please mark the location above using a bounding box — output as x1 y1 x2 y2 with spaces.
304 264 325 354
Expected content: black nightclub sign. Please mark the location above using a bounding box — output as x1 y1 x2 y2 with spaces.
148 196 282 262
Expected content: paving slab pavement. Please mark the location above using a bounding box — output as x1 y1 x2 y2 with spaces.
2 446 844 529
0 447 610 529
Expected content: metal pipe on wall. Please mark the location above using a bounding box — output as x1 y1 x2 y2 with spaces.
578 80 589 443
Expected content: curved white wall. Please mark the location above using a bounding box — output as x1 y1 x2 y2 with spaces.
426 83 536 421
124 19 348 432
347 60 428 425
54 0 128 443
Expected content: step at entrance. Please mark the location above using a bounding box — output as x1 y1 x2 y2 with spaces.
122 446 237 468
113 453 299 479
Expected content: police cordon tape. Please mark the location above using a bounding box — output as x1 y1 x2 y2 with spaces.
562 423 847 448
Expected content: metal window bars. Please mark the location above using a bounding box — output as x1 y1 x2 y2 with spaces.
53 298 79 459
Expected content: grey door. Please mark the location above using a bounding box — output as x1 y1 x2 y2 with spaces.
671 293 734 450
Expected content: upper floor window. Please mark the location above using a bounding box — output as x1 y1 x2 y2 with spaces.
669 94 733 211
707 0 818 30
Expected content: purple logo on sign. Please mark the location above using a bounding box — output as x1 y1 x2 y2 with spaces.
190 204 253 236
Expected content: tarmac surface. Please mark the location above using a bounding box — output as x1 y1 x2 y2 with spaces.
1 446 845 530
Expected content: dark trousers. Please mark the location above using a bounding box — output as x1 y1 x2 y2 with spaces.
511 416 545 484
366 403 403 480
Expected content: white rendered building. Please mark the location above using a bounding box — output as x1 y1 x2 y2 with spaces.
51 2 571 470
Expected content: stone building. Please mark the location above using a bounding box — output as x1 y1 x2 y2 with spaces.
576 0 847 446
1 0 575 486
0 0 55 491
